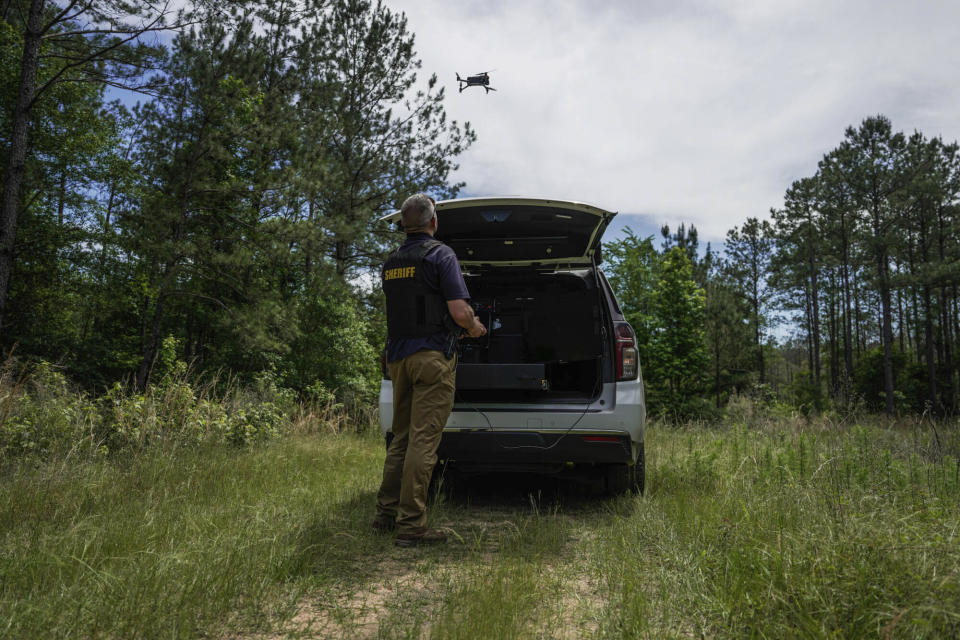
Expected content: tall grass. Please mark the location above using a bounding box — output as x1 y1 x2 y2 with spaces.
0 360 384 638
0 359 376 462
594 417 960 638
0 434 387 639
2 370 958 638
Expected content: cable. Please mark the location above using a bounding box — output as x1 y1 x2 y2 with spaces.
489 368 602 452
453 266 608 453
493 261 610 452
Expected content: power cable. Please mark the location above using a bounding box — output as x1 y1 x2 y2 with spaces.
453 265 608 453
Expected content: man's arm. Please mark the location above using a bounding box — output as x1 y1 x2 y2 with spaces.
447 299 487 338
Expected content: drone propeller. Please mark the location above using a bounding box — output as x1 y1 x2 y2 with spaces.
475 69 496 75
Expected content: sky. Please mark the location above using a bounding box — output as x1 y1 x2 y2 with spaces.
393 0 960 244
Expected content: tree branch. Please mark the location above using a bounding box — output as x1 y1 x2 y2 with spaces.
29 12 166 107
166 290 233 312
41 0 85 35
43 25 165 39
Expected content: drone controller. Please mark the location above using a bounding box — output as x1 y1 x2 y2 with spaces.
473 299 502 336
458 299 501 360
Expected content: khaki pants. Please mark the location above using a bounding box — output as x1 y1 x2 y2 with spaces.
376 349 456 534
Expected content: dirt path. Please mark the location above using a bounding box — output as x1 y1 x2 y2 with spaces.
266 550 604 639
270 555 434 638
240 478 613 639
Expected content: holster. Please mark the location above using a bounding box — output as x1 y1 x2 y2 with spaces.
442 315 463 360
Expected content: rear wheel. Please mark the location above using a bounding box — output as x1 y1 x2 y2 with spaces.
604 464 631 494
635 440 645 495
604 441 645 495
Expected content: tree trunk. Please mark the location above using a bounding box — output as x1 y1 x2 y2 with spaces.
897 281 906 353
923 286 939 413
853 271 863 360
805 284 814 375
841 235 854 381
953 286 960 410
752 275 764 384
907 243 921 363
714 340 721 409
828 274 839 396
335 238 349 277
0 0 45 338
809 249 821 389
941 289 956 411
878 251 896 415
937 205 957 410
305 198 315 279
895 254 907 355
136 292 166 391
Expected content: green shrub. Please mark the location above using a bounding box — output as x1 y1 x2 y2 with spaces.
282 285 380 402
0 361 97 458
789 371 826 415
0 357 375 462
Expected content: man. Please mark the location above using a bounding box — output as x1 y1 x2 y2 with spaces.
374 193 486 547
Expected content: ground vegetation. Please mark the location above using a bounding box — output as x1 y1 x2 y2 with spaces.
2 390 957 638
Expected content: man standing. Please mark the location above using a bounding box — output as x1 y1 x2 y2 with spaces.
374 194 486 547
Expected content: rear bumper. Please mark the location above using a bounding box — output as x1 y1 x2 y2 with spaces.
379 378 646 455
437 430 633 466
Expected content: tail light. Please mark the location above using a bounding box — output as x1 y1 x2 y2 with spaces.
582 435 622 442
614 321 638 381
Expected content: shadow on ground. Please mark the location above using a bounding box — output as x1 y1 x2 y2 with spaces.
280 489 394 586
436 467 637 513
427 468 639 556
281 467 636 583
254 471 633 638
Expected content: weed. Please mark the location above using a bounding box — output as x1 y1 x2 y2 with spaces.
0 360 375 463
2 409 958 638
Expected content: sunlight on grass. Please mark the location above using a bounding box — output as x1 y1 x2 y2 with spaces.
2 419 959 638
0 434 384 638
594 421 960 638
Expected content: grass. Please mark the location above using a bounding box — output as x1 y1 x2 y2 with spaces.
2 416 959 638
595 421 960 638
0 434 385 638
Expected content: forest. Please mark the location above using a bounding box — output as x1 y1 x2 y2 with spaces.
605 115 960 420
2 0 960 447
1 0 473 402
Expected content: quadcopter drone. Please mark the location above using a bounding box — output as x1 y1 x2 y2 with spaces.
456 71 496 93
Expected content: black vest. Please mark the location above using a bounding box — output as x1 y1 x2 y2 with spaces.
383 237 453 339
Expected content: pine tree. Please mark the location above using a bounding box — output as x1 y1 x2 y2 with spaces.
0 0 196 337
123 6 294 388
724 217 775 384
704 262 753 407
817 147 862 390
772 177 823 391
840 116 911 415
648 247 708 418
296 0 476 277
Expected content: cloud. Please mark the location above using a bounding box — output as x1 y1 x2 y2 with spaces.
398 0 960 241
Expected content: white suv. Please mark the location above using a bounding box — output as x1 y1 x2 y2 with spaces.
379 197 646 493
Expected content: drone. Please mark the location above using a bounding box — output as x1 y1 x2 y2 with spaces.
456 71 496 93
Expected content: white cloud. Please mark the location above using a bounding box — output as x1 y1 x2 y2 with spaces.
396 0 960 241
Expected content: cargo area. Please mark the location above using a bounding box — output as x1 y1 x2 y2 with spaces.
456 269 605 402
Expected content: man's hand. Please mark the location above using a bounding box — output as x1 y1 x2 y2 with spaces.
467 319 487 338
447 299 487 338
